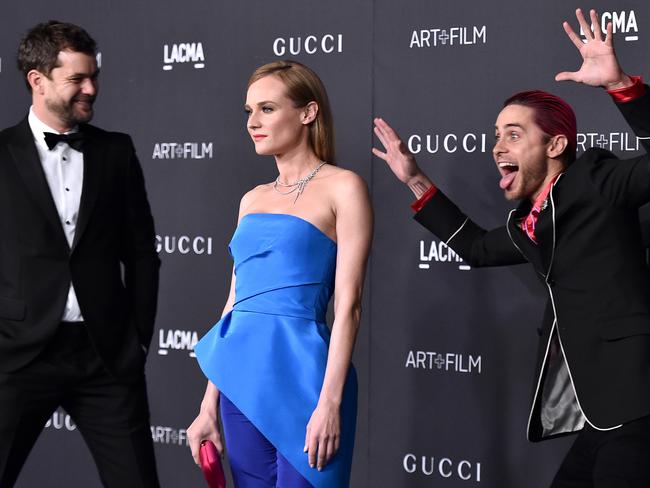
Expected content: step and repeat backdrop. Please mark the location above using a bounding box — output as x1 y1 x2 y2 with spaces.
0 1 647 487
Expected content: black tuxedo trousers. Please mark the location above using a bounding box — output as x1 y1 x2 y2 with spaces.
0 323 160 487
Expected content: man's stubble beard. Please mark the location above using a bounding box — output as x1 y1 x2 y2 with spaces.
45 96 94 127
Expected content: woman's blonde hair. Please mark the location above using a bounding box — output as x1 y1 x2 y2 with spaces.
248 60 335 164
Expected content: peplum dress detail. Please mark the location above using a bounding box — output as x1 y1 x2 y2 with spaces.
194 213 357 487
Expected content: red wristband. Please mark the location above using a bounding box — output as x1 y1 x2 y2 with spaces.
410 184 438 213
607 76 644 103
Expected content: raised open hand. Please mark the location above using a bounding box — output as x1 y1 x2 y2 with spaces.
373 117 436 197
555 9 630 89
372 117 420 184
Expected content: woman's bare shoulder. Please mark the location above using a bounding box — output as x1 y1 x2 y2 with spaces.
321 164 367 188
324 165 368 194
239 183 272 216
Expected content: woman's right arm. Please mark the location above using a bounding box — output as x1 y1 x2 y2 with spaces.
187 189 256 464
187 268 236 464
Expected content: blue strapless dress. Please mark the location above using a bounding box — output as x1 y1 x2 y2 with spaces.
194 213 357 487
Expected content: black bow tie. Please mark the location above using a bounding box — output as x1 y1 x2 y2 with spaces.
43 132 84 152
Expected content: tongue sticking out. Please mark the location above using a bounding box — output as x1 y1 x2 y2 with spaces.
499 171 517 190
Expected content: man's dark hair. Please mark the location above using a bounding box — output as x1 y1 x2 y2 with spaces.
17 20 97 91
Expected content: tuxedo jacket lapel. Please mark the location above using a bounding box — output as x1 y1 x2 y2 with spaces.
507 201 547 276
534 201 555 273
71 125 104 252
7 118 69 249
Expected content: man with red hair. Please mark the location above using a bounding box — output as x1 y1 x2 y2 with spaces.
374 9 650 487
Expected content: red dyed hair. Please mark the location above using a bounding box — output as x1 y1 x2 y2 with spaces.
504 90 577 164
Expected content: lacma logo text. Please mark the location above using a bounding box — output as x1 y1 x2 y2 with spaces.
163 42 205 70
580 10 639 42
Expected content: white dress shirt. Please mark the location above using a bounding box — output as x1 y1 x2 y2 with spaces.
28 107 85 322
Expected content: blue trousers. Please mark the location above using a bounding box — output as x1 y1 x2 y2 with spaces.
220 394 312 487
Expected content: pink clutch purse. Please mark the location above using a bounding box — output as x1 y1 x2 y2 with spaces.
199 440 226 488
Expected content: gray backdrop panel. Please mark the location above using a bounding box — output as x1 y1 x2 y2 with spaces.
0 1 646 486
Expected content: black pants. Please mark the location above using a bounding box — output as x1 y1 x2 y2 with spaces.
551 416 650 488
0 322 160 487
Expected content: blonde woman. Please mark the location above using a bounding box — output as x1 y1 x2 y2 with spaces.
188 60 372 488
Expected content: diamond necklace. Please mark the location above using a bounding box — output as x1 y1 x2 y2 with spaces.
273 161 325 203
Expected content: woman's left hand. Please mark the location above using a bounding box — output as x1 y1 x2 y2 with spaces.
304 400 341 471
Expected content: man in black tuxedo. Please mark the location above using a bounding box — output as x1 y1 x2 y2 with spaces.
0 21 160 486
374 9 650 487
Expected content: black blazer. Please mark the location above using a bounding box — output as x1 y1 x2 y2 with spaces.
414 87 650 441
0 118 160 380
